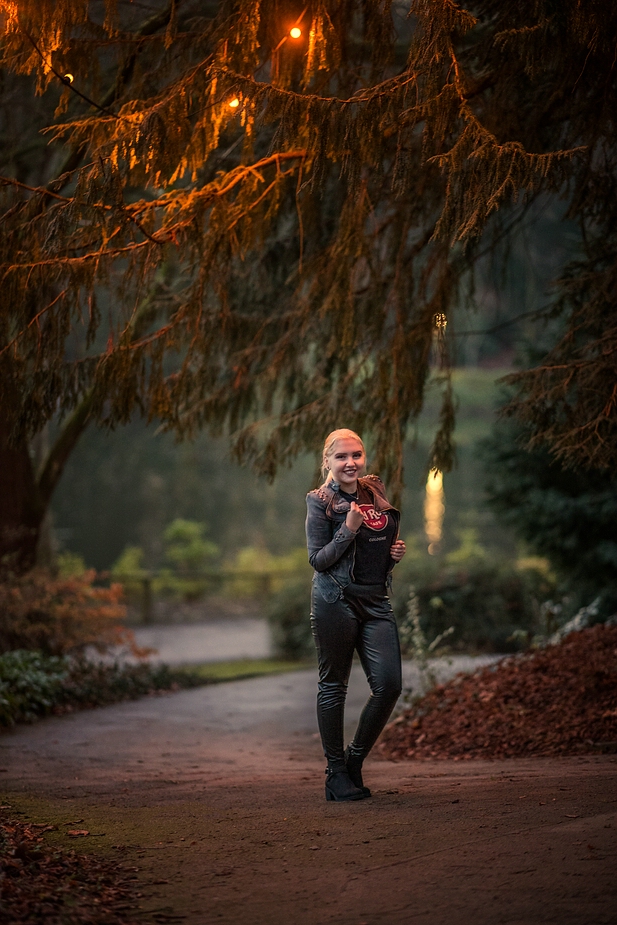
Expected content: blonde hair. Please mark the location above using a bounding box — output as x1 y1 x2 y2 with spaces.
321 428 365 480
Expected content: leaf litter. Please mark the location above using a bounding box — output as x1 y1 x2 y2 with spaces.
0 808 140 924
379 625 617 760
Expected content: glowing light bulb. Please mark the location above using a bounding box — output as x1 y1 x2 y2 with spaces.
424 469 444 555
290 26 302 38
64 73 74 84
433 312 447 330
228 97 240 109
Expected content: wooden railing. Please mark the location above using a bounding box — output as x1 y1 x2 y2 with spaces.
113 569 307 623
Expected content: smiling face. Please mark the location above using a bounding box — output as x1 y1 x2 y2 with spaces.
324 437 366 493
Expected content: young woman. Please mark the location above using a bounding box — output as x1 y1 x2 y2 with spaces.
305 429 406 802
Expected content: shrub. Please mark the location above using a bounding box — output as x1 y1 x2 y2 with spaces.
110 545 149 605
397 587 455 696
0 650 205 727
267 576 314 660
158 519 220 600
0 650 67 725
56 551 88 577
56 659 203 710
480 415 617 616
265 535 555 657
390 532 557 652
226 545 310 598
0 568 133 657
112 521 221 603
163 519 219 571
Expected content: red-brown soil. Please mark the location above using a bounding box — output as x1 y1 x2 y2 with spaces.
379 625 617 761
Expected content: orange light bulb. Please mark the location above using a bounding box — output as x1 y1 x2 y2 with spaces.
289 27 302 38
228 97 240 109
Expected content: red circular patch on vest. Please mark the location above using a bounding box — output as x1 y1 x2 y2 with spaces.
358 503 388 531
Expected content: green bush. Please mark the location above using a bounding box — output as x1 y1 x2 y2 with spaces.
58 659 203 709
159 519 220 600
112 520 221 603
225 545 310 598
0 650 68 725
267 576 314 660
0 650 205 727
56 551 88 577
264 534 554 656
480 415 617 617
110 545 149 605
390 532 557 652
163 519 219 570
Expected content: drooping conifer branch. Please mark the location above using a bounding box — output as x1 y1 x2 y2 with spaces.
0 0 615 569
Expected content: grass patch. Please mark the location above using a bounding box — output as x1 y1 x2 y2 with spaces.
176 658 311 683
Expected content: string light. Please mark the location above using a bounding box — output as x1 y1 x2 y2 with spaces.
64 73 74 83
434 312 447 330
289 27 302 38
228 97 240 109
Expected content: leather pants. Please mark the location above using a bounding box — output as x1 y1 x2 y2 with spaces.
310 582 402 765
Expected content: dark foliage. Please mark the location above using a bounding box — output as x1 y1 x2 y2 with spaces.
392 560 555 653
480 418 617 614
267 576 314 660
0 650 204 728
265 554 554 657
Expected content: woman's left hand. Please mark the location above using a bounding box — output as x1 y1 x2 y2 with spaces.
390 540 406 562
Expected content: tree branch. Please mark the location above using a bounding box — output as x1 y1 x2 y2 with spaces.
51 2 177 191
36 390 95 510
36 272 174 507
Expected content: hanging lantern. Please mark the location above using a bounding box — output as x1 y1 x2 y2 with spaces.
433 312 447 330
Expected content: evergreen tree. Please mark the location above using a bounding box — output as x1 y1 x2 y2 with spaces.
1 0 616 571
481 417 617 616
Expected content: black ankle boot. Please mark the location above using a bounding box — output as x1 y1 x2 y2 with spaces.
344 746 371 797
324 765 367 802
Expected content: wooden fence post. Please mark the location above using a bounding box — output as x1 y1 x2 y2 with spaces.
142 574 153 624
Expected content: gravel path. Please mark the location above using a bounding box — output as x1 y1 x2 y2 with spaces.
130 618 272 664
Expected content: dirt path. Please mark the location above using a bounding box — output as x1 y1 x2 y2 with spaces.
1 667 616 925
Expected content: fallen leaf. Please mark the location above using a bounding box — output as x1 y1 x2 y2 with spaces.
379 626 617 761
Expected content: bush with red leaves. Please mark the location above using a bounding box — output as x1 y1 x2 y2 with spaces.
379 625 617 760
0 809 139 924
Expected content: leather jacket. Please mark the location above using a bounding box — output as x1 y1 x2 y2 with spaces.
305 474 400 603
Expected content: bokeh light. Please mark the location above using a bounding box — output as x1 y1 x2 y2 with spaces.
424 469 444 555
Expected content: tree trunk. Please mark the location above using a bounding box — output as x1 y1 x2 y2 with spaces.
0 394 94 576
0 409 43 574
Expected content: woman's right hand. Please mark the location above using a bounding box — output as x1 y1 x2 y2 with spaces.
346 501 365 533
